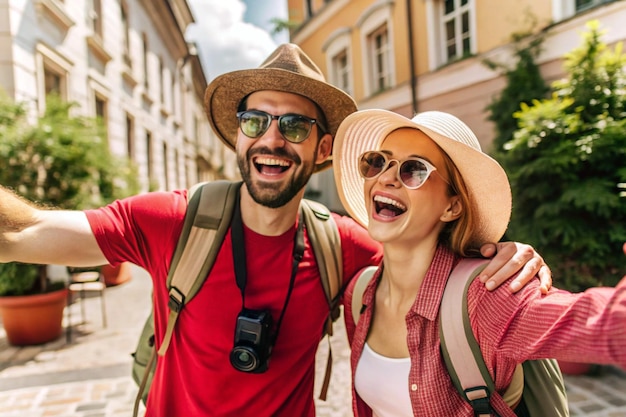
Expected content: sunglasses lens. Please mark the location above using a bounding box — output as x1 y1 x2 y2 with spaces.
239 111 269 138
279 115 312 143
359 152 433 189
399 159 429 188
359 152 387 178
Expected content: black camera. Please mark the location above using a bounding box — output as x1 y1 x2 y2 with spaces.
230 308 274 373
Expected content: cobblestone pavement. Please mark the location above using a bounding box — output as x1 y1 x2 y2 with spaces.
1 265 625 417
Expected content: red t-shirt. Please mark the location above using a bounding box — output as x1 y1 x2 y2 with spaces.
86 190 382 417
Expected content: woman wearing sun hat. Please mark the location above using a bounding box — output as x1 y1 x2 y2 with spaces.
333 109 626 416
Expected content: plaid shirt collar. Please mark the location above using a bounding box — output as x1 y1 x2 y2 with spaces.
410 245 456 321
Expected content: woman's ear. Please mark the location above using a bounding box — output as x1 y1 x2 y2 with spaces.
441 196 462 223
316 133 332 164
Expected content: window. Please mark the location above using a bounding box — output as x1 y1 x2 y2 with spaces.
547 1 614 29
442 0 472 61
356 0 395 97
176 67 184 120
142 33 149 89
91 0 103 39
324 28 353 96
194 115 200 147
168 69 175 115
368 24 391 93
121 1 131 67
126 114 135 160
333 50 350 95
163 142 169 190
44 67 64 96
575 0 611 11
146 131 154 188
159 56 165 104
95 95 106 119
38 55 69 104
37 42 72 108
94 94 108 142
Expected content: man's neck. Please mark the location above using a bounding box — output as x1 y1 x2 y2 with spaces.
239 186 303 236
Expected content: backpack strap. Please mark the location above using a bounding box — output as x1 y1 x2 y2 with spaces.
300 198 343 401
134 180 240 416
301 199 343 332
351 266 378 326
439 258 524 416
158 180 241 356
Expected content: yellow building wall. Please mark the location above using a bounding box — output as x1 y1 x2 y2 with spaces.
410 1 433 79
288 0 626 149
293 0 368 100
390 1 411 89
475 0 553 52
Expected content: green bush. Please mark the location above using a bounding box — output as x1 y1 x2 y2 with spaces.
500 21 626 291
0 93 139 295
0 263 40 296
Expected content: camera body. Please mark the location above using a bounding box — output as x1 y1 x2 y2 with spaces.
230 308 274 373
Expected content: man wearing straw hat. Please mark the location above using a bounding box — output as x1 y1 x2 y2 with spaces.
0 43 550 416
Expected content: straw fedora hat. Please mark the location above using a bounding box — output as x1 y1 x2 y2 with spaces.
204 43 357 172
333 109 512 246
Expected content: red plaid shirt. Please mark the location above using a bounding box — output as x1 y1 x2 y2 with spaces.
344 246 626 417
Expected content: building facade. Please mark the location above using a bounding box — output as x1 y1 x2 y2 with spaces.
0 0 237 193
288 0 626 212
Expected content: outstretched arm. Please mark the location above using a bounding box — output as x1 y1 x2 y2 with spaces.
0 186 107 267
478 241 551 294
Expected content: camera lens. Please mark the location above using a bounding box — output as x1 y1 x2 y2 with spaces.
230 346 259 372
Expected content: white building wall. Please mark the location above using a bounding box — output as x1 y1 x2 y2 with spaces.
0 0 234 193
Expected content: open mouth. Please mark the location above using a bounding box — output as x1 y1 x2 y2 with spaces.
254 156 292 175
373 195 406 218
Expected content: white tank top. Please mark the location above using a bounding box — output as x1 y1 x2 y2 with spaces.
354 343 413 417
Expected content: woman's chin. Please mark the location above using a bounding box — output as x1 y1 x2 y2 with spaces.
368 223 399 244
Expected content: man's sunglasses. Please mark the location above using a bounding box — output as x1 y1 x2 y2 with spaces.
358 151 441 190
236 110 326 143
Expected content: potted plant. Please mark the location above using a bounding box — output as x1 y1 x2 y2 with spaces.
0 92 138 345
0 263 67 345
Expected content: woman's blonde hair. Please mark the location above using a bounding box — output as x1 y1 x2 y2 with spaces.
438 152 482 257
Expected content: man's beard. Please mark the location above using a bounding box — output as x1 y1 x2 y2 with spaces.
237 148 316 209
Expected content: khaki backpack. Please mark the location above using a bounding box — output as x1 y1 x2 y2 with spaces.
131 180 343 416
352 259 569 417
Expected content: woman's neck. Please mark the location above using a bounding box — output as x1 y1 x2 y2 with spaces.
379 239 439 309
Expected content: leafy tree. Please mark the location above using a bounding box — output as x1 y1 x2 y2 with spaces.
500 21 626 291
0 93 139 295
485 34 549 153
0 94 138 209
270 17 298 36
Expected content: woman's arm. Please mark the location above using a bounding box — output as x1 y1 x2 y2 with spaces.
473 277 626 372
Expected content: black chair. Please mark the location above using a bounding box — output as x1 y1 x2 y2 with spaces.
66 266 107 342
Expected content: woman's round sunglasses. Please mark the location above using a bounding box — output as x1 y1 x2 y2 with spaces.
236 110 326 143
358 150 442 189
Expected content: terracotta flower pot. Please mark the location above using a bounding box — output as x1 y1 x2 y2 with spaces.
0 287 68 346
101 262 132 287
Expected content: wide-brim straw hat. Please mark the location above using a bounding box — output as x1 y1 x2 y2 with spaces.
204 43 357 172
333 109 512 246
